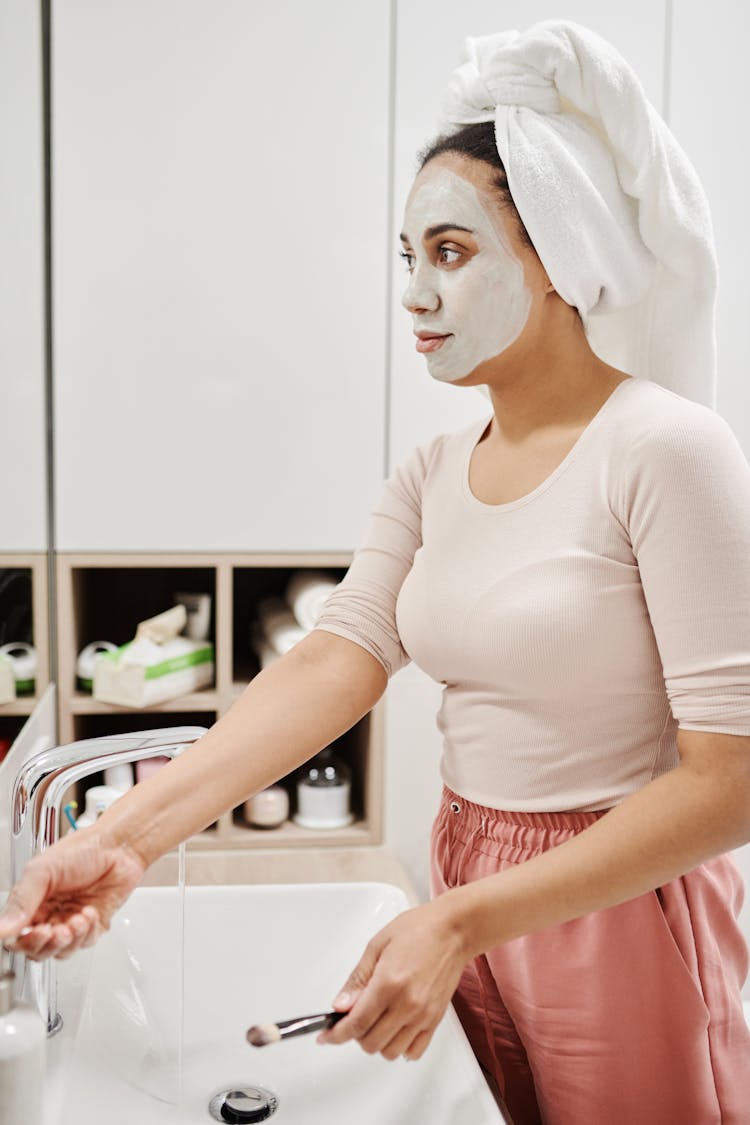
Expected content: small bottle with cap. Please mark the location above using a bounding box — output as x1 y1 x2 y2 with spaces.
75 784 124 828
0 967 46 1121
294 747 353 829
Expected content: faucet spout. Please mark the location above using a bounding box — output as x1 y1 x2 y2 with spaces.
9 725 206 1034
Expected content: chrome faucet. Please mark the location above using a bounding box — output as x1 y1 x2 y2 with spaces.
9 725 207 1035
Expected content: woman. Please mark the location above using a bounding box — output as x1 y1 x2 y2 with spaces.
3 21 750 1125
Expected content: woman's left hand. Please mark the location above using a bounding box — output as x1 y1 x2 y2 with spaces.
317 897 469 1061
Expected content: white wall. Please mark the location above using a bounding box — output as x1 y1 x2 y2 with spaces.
667 0 750 985
669 1 750 454
0 0 47 551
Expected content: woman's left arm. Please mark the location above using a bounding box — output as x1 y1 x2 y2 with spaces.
323 404 750 1060
320 729 750 1060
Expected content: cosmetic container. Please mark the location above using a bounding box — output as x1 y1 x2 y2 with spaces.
75 640 118 692
0 643 37 695
243 785 289 829
174 592 212 641
75 784 123 828
294 747 353 829
0 970 46 1122
103 762 135 792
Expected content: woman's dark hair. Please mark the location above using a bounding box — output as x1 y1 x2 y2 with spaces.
417 121 536 253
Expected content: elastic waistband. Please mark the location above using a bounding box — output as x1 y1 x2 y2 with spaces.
440 785 610 840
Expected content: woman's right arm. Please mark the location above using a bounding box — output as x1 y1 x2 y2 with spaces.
0 630 387 958
0 433 433 961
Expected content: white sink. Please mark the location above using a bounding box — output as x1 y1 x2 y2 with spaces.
41 882 506 1124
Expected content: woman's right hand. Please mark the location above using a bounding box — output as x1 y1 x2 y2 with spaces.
0 826 147 961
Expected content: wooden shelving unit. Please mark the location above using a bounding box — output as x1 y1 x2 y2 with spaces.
0 554 50 748
55 552 383 850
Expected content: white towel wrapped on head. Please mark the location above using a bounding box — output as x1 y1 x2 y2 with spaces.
285 570 340 631
442 19 718 408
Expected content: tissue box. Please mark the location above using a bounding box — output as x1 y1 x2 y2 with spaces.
93 636 214 708
0 655 15 704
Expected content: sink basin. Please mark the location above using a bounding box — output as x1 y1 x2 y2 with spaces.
38 881 506 1123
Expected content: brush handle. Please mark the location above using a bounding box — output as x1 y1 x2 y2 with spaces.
277 1010 347 1039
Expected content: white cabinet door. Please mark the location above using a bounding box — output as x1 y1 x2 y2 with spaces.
52 0 391 551
0 685 57 891
669 1 750 458
389 1 668 468
0 0 47 551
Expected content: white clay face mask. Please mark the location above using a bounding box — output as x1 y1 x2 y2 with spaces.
400 168 533 382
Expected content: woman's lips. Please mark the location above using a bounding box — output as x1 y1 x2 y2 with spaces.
415 333 451 354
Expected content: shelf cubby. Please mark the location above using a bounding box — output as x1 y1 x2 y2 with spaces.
55 553 383 850
231 562 347 694
0 553 50 716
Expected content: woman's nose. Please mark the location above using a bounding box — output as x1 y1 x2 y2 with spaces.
402 267 440 315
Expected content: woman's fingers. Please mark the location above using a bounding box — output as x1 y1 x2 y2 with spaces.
332 933 384 1011
403 1028 432 1061
0 862 52 940
76 906 103 949
54 915 95 960
44 911 98 960
5 923 54 959
319 900 469 1062
353 1005 406 1056
379 1021 424 1061
29 923 75 960
318 932 386 1044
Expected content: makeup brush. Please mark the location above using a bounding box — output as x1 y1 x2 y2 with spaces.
246 1009 346 1047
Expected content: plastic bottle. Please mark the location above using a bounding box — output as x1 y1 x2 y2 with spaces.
75 784 124 828
0 969 46 1123
294 747 353 829
103 762 135 792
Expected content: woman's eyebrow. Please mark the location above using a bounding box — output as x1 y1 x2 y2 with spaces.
399 223 475 243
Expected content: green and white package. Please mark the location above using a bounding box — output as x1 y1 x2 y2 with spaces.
93 635 214 708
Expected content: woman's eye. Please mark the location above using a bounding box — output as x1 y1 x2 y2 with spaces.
438 246 462 266
398 250 415 272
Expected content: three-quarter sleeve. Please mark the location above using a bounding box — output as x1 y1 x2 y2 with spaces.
621 405 750 733
313 439 432 678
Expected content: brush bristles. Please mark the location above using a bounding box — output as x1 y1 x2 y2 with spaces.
246 1023 282 1047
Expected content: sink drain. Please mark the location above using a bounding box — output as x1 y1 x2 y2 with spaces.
208 1086 279 1123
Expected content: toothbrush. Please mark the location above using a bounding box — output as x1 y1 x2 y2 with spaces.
246 1009 346 1047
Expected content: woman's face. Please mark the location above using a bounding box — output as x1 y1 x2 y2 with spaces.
400 155 534 383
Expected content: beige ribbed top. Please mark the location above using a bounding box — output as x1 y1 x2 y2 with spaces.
315 377 750 811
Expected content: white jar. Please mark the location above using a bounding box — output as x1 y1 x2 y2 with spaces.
294 748 353 830
243 786 289 829
75 784 123 828
0 970 46 1122
103 763 135 792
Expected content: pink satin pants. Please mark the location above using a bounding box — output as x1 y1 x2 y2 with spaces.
430 786 750 1125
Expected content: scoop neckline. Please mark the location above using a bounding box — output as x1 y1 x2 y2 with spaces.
461 376 637 513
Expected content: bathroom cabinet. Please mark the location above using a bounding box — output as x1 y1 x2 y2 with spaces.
54 552 384 850
0 0 47 555
51 0 391 553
